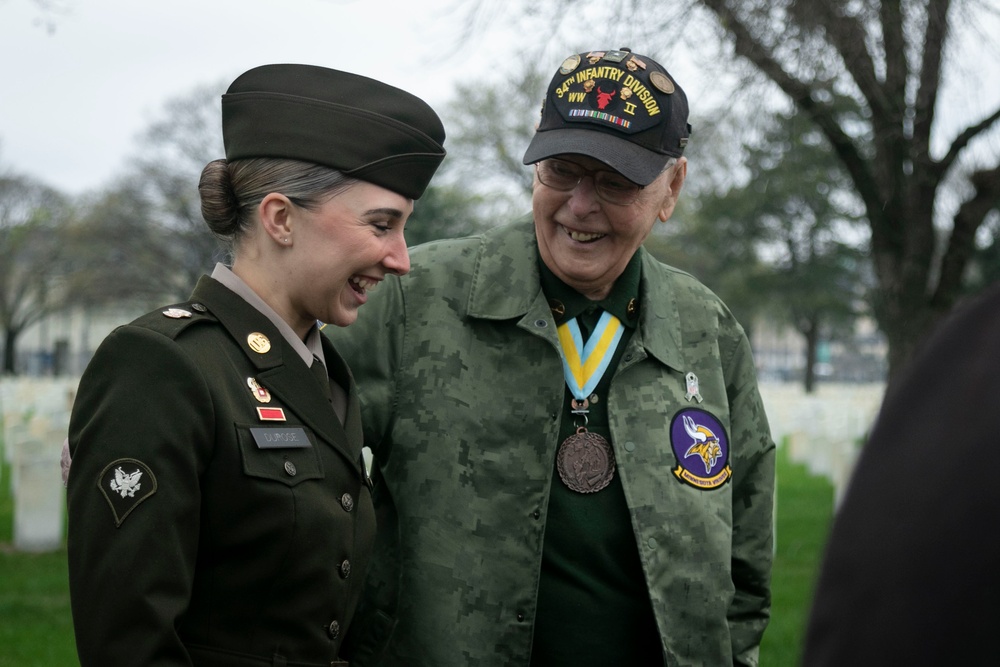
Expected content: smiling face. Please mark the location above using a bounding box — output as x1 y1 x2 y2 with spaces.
532 154 686 300
280 181 413 329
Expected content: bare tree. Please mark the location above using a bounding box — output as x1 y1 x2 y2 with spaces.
696 0 1000 380
63 179 186 308
129 82 228 290
441 63 546 203
0 171 70 374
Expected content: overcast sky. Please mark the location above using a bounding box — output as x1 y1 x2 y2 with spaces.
3 0 998 198
0 0 535 195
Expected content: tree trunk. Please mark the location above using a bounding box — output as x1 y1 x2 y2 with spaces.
3 327 20 375
874 284 940 387
801 315 820 394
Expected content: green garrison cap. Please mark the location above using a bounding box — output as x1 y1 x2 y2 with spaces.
222 64 446 200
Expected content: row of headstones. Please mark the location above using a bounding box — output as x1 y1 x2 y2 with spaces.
0 379 886 552
758 382 886 506
0 379 77 552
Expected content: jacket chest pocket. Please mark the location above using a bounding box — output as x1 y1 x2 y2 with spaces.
236 424 325 487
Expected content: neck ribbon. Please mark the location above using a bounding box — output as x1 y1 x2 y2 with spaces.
556 310 624 400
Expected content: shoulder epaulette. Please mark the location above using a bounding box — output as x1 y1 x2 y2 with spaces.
131 300 218 340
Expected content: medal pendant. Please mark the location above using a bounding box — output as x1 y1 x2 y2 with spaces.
557 428 616 493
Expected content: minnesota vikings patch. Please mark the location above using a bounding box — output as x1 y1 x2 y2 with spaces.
670 408 731 490
98 458 157 527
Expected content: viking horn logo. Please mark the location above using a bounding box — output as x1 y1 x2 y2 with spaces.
683 415 723 474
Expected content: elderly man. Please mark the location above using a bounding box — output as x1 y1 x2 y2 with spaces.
330 48 774 667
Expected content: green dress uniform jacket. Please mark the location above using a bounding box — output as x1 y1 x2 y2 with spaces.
328 218 775 666
67 276 375 667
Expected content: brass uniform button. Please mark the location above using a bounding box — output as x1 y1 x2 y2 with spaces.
340 493 354 512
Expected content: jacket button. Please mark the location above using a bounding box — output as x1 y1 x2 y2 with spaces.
327 620 340 639
516 611 525 622
283 461 297 477
341 493 354 512
339 559 351 579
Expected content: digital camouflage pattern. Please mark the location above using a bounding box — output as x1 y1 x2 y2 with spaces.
329 218 775 666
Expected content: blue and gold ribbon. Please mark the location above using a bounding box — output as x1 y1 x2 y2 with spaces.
557 311 625 399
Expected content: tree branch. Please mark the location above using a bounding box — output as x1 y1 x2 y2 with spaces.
933 163 1000 308
699 0 884 221
936 105 1000 178
813 2 893 120
912 0 953 160
880 0 908 114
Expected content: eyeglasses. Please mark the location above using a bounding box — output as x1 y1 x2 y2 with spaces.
535 158 643 206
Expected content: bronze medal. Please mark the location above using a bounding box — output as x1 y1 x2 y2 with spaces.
557 428 616 493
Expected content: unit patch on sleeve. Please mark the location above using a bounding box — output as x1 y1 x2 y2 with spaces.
669 408 732 490
98 458 158 527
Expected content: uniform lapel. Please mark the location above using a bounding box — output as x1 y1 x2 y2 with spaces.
255 361 357 467
190 277 360 471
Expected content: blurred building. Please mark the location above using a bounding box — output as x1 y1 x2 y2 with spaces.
751 316 888 385
10 303 890 383
8 304 147 377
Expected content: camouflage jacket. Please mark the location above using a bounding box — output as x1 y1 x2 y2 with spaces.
329 218 775 666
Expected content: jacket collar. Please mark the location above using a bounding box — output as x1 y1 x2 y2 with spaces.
191 275 286 371
466 217 685 372
190 276 360 465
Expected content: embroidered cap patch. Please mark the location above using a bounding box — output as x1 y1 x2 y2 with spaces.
670 408 732 490
98 458 157 527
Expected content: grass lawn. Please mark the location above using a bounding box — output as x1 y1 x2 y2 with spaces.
759 444 836 666
0 451 77 666
0 443 834 666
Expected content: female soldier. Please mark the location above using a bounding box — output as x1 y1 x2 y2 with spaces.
65 64 445 666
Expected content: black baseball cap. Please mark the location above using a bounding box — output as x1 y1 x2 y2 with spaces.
523 48 691 186
222 64 446 200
